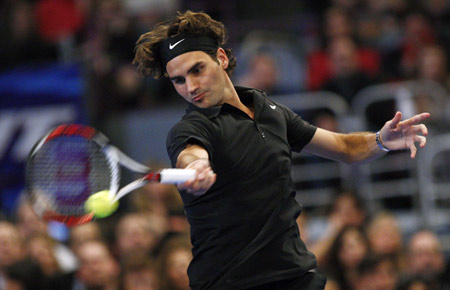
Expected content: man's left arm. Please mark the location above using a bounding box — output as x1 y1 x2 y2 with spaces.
303 111 430 164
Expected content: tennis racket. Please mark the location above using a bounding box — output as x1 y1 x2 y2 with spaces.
25 124 195 226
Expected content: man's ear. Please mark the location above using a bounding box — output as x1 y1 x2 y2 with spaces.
216 48 229 69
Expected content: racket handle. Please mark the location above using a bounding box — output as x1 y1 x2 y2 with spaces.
160 169 196 184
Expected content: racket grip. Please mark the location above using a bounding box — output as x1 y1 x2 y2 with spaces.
159 169 196 184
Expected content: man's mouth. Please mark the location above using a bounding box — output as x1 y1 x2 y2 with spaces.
193 93 205 102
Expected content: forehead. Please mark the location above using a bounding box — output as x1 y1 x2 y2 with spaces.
166 51 212 76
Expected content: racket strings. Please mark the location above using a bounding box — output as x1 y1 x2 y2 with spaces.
27 136 113 216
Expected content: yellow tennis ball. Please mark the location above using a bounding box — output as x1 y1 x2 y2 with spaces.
84 190 118 218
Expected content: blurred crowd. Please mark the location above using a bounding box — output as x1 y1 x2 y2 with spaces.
1 0 450 289
1 0 449 123
0 179 192 290
1 185 449 290
299 191 450 290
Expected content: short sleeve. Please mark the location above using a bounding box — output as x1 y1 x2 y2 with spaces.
280 105 317 152
166 112 215 167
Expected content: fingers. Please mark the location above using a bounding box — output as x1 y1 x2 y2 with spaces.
411 124 428 136
382 112 430 158
177 159 216 196
408 127 428 159
388 111 403 129
187 168 216 196
410 143 417 159
415 135 427 148
398 112 431 128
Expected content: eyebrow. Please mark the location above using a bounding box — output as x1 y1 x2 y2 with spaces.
170 61 203 82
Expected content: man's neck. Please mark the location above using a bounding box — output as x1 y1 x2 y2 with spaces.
223 85 254 119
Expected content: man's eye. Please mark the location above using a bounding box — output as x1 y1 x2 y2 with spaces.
173 78 185 84
193 66 203 74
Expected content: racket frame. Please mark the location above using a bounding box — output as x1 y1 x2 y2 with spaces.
26 124 195 226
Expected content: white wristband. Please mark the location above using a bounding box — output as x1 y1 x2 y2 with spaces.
376 131 390 152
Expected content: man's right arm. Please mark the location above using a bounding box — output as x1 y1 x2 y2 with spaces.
176 144 216 196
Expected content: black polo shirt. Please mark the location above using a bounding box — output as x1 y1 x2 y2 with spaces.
166 86 318 290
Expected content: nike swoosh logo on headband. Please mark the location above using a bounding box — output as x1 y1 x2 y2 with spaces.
169 39 185 49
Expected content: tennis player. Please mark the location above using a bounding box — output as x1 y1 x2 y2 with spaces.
133 11 429 290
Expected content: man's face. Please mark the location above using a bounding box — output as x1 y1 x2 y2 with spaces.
166 49 230 108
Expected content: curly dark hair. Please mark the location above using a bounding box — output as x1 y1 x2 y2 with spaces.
133 10 237 79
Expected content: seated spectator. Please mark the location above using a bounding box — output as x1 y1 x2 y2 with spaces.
0 221 26 289
27 233 62 278
68 221 103 255
51 240 120 290
320 35 379 105
157 234 192 290
236 50 279 95
121 254 160 290
309 191 367 266
0 1 58 71
15 199 48 239
114 212 168 262
416 44 450 90
306 6 380 91
404 229 450 289
130 165 183 217
15 199 78 273
4 258 48 290
400 12 436 78
397 275 433 290
353 254 399 290
234 30 306 94
366 211 405 270
322 225 371 290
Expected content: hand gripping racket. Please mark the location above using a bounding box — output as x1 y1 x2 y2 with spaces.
25 124 195 226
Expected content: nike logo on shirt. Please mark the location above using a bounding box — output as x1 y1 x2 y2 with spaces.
269 104 276 110
169 39 185 49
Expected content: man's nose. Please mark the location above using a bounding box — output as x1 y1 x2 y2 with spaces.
186 77 199 94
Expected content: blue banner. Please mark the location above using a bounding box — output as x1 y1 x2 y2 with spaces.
0 62 86 217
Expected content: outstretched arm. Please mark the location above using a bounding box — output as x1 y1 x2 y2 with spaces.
176 144 217 196
304 112 430 164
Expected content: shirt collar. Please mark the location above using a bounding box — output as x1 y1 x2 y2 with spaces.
186 86 266 119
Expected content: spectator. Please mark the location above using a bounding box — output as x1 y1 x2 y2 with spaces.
320 35 379 105
157 234 192 290
15 199 48 240
15 199 78 273
4 258 48 290
323 225 371 290
306 6 380 90
0 221 26 289
309 191 367 266
366 211 405 270
51 240 120 290
404 229 450 289
307 6 354 90
114 212 167 262
130 169 189 245
400 12 436 78
121 254 160 290
416 44 450 90
353 254 399 290
237 50 279 95
27 233 62 278
397 275 433 290
68 221 103 255
421 0 450 49
0 0 58 71
130 166 183 217
34 0 86 62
